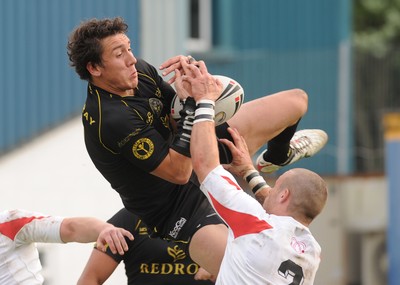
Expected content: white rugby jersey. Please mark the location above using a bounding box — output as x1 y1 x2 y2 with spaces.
201 165 321 285
0 209 63 285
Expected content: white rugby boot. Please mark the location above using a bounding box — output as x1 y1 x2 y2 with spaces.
256 129 328 173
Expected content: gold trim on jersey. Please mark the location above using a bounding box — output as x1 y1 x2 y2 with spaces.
138 72 162 98
95 89 118 154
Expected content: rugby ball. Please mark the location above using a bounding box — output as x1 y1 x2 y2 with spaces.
170 75 245 126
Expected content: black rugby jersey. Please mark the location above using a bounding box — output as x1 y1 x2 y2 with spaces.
82 58 212 237
102 208 213 285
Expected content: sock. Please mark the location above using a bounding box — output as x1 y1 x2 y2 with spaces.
263 119 301 165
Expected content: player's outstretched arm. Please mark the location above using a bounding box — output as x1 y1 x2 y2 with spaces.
176 59 222 182
60 217 133 255
219 127 254 177
220 127 272 205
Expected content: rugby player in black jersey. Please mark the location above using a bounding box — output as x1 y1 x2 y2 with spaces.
78 208 216 284
67 17 327 275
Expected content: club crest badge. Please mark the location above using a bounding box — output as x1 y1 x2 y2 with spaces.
132 138 154 160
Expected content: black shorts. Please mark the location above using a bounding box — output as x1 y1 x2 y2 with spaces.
217 122 234 164
148 174 225 251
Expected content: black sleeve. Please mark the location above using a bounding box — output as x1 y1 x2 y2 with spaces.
136 58 176 108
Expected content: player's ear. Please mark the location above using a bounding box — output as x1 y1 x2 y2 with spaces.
279 188 290 203
87 62 101 77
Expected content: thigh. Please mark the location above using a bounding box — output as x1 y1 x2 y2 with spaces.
189 223 228 276
227 88 308 155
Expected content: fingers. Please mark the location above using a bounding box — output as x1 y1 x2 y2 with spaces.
182 59 208 78
122 228 134 241
159 55 195 70
167 74 177 85
227 127 248 150
187 55 195 64
174 68 192 101
180 57 195 78
159 55 185 84
174 68 182 87
159 55 183 71
97 228 133 255
173 57 222 102
218 138 236 150
219 137 244 163
196 60 208 74
219 128 255 177
159 55 200 84
180 62 214 87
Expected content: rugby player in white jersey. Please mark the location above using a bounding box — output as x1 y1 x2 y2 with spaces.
0 209 133 284
178 60 328 285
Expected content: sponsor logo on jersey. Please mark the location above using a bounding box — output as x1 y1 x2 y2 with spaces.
118 128 142 148
149 98 163 118
146 112 154 125
161 114 170 130
132 138 154 160
155 87 161 98
167 245 186 262
139 244 200 276
82 110 96 126
169 217 187 239
139 262 199 275
290 237 306 254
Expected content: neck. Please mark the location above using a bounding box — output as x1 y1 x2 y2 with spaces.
90 82 134 97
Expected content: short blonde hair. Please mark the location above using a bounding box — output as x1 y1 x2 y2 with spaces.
279 168 328 223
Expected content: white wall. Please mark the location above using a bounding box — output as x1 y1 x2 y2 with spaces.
0 116 127 284
140 0 187 68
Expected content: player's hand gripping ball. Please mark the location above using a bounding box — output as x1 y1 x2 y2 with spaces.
171 75 245 126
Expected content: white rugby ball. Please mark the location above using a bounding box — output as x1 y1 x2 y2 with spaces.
170 75 245 126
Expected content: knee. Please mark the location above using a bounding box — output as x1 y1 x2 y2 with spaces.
291 88 308 115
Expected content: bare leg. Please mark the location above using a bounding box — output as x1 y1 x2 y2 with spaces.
189 224 228 276
227 88 308 156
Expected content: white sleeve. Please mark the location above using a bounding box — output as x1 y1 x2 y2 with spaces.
201 165 271 237
14 212 64 246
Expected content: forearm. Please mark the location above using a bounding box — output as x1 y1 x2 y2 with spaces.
60 218 111 243
191 100 220 183
151 148 193 184
191 121 219 183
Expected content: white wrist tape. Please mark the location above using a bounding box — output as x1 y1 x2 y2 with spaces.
243 169 268 194
194 99 215 124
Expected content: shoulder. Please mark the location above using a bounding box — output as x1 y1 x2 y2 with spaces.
136 58 158 76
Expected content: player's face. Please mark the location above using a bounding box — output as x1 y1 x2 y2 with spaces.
263 188 276 212
94 33 138 96
263 177 283 213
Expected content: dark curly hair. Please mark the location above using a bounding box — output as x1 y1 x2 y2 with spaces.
67 17 128 81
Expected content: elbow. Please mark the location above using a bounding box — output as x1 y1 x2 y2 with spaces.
175 176 190 185
173 168 192 184
59 219 76 243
